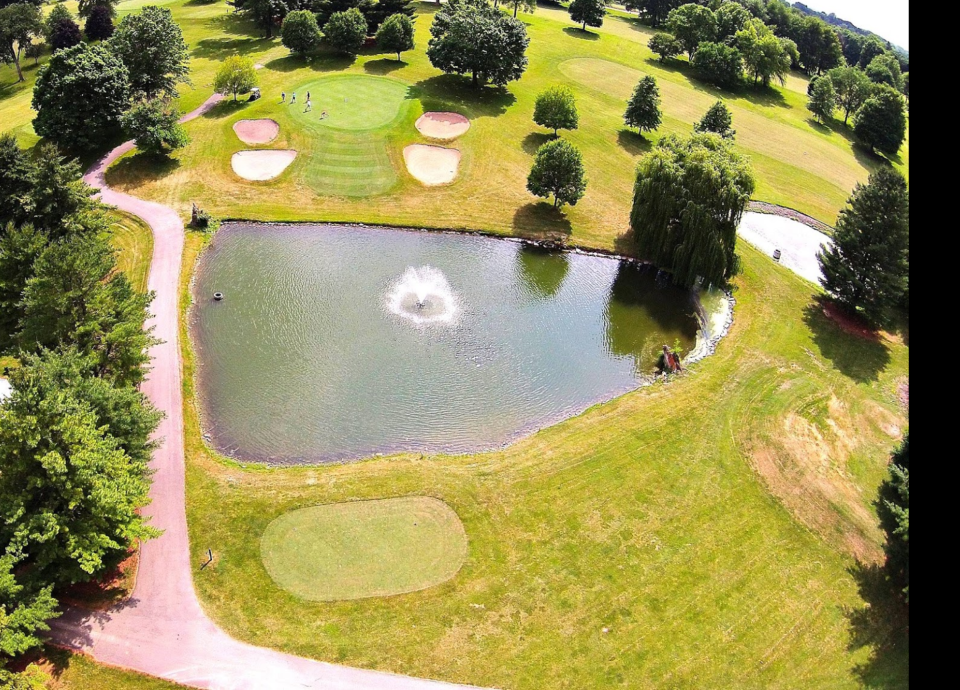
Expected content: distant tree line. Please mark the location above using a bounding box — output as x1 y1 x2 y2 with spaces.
0 135 161 687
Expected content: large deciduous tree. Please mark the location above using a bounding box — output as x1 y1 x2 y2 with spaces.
50 16 81 51
568 0 606 32
624 0 681 27
365 0 415 33
533 85 578 135
630 133 755 288
648 32 682 62
323 8 368 56
121 98 190 157
239 0 289 38
427 0 529 88
0 2 42 83
78 0 119 19
213 54 258 101
795 16 842 74
715 1 750 41
110 6 190 98
32 43 131 151
281 9 321 56
865 53 903 91
665 3 716 57
0 366 158 586
691 41 743 88
736 18 791 86
827 65 872 124
853 84 906 156
526 139 587 209
806 72 835 123
623 75 661 135
694 99 735 139
817 167 909 326
376 12 414 61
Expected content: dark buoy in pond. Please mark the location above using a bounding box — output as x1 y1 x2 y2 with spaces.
772 249 782 262
213 292 224 301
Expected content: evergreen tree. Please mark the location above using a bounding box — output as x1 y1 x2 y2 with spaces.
18 233 157 387
568 0 605 32
817 167 909 326
527 139 587 209
0 555 59 681
630 133 755 288
32 43 131 151
375 12 414 60
806 73 835 123
84 5 114 41
0 224 45 349
877 433 909 602
0 133 32 225
623 75 661 135
694 99 735 139
19 144 101 236
853 84 906 156
365 0 415 33
323 7 368 56
533 85 578 135
110 6 190 98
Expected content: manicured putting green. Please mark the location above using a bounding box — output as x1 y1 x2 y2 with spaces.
287 75 411 132
260 497 468 601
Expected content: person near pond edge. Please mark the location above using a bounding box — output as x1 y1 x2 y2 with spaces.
656 345 683 376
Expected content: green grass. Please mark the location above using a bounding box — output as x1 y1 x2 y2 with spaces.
182 230 909 689
2 2 908 243
37 647 185 689
288 75 412 131
109 210 154 293
260 497 468 601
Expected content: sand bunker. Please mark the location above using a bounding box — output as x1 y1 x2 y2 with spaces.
233 119 280 144
403 145 461 186
415 112 470 140
231 150 297 181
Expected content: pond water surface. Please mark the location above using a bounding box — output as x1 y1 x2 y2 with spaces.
190 223 714 463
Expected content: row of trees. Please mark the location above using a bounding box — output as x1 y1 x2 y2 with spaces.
281 7 414 59
238 0 415 39
0 135 161 686
30 6 192 154
807 74 906 156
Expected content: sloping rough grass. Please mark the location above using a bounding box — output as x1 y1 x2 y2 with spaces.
260 497 468 601
183 233 909 690
110 210 154 294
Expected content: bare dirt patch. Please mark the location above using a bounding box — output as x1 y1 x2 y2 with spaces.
231 150 297 181
233 118 280 145
820 299 881 341
415 111 470 140
748 394 902 563
403 144 461 186
59 547 138 611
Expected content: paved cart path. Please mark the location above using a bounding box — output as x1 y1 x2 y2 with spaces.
49 93 484 690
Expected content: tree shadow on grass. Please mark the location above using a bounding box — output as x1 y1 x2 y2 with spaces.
617 129 652 156
364 58 406 75
413 74 516 118
512 202 573 238
192 35 275 61
104 152 181 189
264 52 356 74
613 230 638 257
802 298 891 383
202 98 250 119
522 131 554 155
563 26 600 40
844 562 909 689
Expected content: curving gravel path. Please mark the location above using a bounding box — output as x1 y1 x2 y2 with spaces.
49 93 484 690
737 211 834 285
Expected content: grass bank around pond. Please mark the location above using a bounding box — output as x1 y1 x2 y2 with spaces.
110 210 154 294
181 227 908 689
3 3 907 247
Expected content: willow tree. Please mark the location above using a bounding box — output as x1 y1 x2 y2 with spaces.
630 133 755 288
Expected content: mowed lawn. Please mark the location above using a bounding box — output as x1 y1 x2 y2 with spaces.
182 230 909 689
109 210 154 293
2 3 908 246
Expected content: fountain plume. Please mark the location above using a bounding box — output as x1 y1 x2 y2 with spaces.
386 266 457 325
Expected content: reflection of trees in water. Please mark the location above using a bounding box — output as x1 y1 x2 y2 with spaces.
604 261 700 372
515 245 570 299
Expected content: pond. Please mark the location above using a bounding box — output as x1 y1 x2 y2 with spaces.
190 223 721 464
